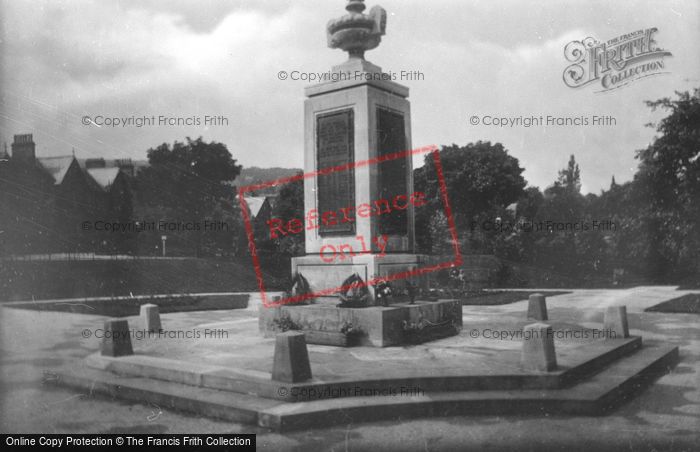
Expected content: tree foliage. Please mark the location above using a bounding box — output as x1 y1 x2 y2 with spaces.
614 88 700 280
556 154 582 193
270 174 305 256
134 137 242 256
414 141 526 254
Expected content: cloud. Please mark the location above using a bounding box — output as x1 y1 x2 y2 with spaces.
0 0 698 193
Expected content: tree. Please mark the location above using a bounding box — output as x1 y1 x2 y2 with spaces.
414 141 527 255
249 175 305 278
530 154 596 275
271 174 305 256
581 89 700 283
134 137 242 257
626 88 700 280
502 186 544 263
556 154 582 193
516 187 544 221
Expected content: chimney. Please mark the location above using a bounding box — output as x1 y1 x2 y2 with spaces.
0 143 9 161
116 158 134 176
11 134 36 164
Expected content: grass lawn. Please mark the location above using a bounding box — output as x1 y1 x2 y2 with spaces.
0 257 284 301
6 293 249 316
645 293 700 314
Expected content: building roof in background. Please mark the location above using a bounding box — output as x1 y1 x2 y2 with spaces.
37 156 75 185
243 196 268 217
77 158 149 171
86 167 121 189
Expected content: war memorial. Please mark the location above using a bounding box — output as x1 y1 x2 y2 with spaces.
48 0 680 433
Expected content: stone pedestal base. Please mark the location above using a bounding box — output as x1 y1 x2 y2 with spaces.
101 319 133 357
272 331 312 383
260 299 462 347
140 303 161 332
291 253 430 301
521 323 557 372
604 306 629 338
527 293 548 320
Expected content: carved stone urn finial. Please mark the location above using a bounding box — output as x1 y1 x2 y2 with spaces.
345 0 366 13
326 0 387 60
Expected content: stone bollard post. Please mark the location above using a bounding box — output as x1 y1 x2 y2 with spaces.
101 319 134 357
527 293 548 320
604 305 629 339
140 303 161 332
272 331 312 382
521 323 557 372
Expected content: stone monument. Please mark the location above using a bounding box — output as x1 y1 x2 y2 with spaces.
261 0 462 346
290 0 429 301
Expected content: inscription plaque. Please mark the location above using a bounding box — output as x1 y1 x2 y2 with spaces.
377 108 408 235
317 109 355 235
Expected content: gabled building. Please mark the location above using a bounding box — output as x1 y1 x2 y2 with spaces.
242 195 276 235
0 134 134 255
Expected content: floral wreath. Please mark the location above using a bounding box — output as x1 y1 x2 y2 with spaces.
337 273 370 307
285 272 312 304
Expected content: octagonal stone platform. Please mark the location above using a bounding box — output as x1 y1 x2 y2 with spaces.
46 302 679 431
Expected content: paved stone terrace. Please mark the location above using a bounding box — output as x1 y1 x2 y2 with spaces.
1 287 698 451
131 309 617 380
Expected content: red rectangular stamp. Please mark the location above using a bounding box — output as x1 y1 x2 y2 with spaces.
237 145 461 307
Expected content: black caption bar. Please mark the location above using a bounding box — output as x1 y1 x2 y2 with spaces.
2 434 256 451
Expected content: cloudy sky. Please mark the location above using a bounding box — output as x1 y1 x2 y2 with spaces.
1 0 698 193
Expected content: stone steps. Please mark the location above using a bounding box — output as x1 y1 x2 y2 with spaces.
53 365 283 425
48 342 678 431
259 343 678 431
85 337 643 401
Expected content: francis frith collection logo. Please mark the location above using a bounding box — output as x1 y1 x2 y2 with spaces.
563 27 672 92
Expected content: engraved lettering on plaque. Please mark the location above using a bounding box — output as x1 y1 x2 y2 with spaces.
317 109 355 235
377 108 408 235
